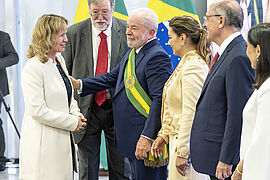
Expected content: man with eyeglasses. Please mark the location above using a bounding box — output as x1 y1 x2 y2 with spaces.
190 0 254 180
62 0 129 179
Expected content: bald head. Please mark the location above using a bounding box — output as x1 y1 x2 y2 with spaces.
210 0 243 30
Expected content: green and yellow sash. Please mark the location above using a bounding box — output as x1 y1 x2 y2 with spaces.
124 49 169 167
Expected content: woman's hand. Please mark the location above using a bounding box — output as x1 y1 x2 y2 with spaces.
232 160 243 180
151 136 166 158
75 114 87 132
175 156 189 176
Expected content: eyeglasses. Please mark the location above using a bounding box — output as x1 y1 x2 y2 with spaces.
90 10 112 17
203 15 221 22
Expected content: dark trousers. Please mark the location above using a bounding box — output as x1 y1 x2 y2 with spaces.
78 100 130 180
0 101 6 164
128 157 167 180
210 176 231 180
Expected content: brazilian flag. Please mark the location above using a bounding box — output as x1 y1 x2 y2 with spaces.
148 0 199 69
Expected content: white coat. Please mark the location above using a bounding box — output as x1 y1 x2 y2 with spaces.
20 53 80 180
240 77 270 180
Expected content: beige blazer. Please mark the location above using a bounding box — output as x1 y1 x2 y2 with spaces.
20 53 81 180
158 50 208 158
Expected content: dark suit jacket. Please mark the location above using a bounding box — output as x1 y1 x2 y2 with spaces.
0 31 19 97
190 35 255 176
81 39 172 158
62 17 128 143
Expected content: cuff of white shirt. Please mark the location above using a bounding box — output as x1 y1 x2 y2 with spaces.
77 79 83 94
141 135 154 142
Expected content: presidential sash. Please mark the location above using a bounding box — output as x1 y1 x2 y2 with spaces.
124 49 169 167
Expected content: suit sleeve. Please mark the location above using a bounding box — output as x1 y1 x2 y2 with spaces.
220 55 254 164
175 62 208 158
0 32 19 69
21 62 78 131
81 63 120 96
141 52 172 140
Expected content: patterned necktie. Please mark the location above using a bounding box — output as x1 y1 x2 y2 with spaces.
209 52 219 72
94 32 108 106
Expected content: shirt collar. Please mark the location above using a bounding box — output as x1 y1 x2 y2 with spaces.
218 32 241 56
135 37 157 54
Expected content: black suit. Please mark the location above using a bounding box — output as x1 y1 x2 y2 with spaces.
0 31 19 166
62 17 129 180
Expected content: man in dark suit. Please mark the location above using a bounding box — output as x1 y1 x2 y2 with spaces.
190 1 255 180
0 30 19 171
62 0 129 179
71 8 172 180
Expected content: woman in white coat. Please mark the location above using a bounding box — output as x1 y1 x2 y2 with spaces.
20 14 87 180
232 23 270 180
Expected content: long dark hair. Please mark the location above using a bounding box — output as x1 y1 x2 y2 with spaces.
248 23 270 89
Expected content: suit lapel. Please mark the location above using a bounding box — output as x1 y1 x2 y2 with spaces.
81 19 94 77
114 50 130 96
199 35 244 98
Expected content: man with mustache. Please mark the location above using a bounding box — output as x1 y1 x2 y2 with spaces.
71 8 173 180
62 0 129 179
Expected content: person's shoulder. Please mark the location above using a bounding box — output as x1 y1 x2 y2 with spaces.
24 56 43 70
0 31 10 41
0 30 8 37
258 77 270 92
112 17 126 27
67 18 91 34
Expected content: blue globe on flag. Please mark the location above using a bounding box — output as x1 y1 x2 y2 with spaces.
157 21 181 70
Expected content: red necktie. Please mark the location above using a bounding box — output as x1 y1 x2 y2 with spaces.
95 32 108 106
209 52 219 72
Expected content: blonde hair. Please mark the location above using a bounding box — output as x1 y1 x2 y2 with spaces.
27 14 68 63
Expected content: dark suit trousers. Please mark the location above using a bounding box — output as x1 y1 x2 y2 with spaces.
128 158 167 180
78 100 129 180
0 101 6 163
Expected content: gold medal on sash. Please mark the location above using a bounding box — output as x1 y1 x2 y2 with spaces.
126 75 135 89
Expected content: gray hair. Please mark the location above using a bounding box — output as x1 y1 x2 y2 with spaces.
87 0 115 9
129 8 158 32
213 0 243 29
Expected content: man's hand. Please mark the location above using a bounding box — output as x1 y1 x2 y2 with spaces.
135 136 152 160
75 114 87 132
215 161 233 180
69 76 81 90
175 156 190 176
151 136 166 158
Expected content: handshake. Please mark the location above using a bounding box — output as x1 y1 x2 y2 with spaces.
70 76 81 90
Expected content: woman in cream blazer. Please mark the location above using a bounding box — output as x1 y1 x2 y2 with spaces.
232 23 270 180
151 16 210 180
20 14 86 180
